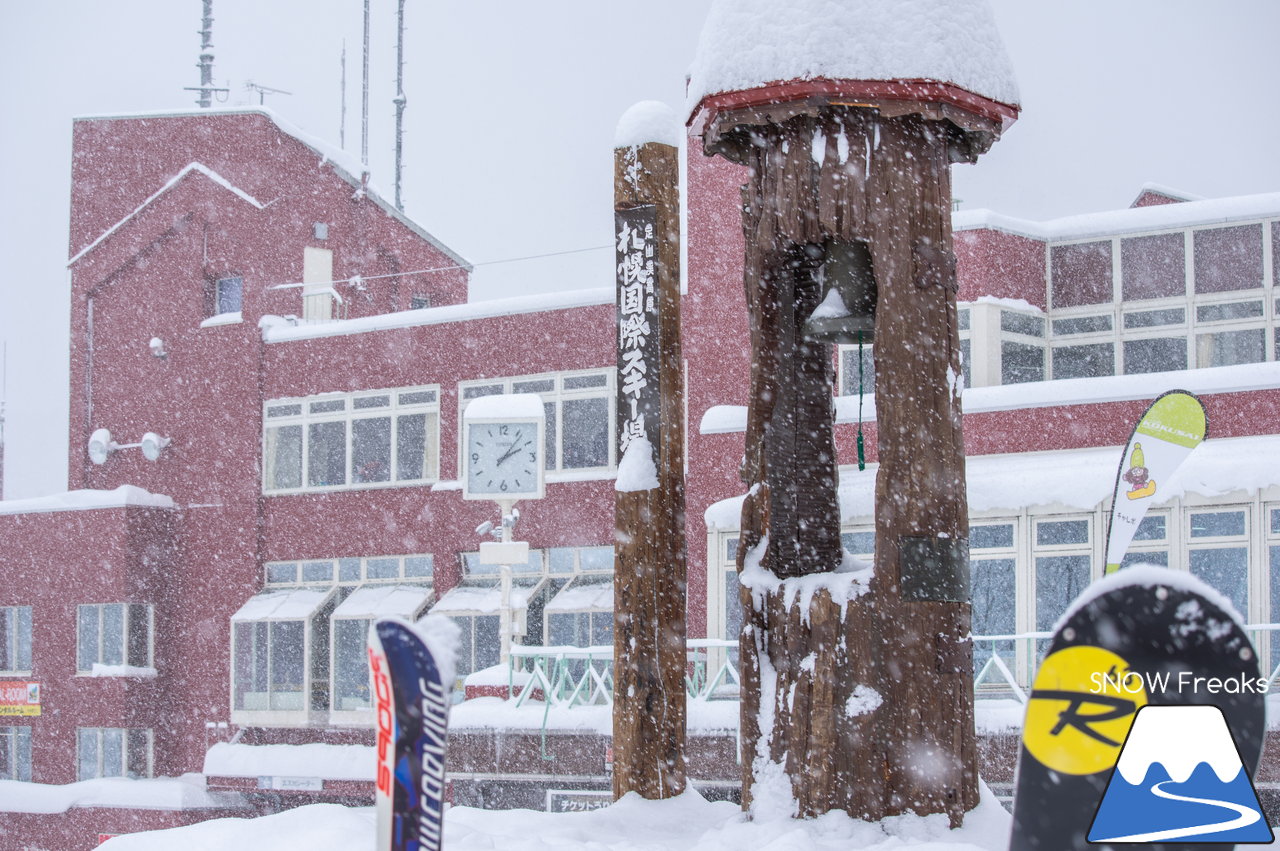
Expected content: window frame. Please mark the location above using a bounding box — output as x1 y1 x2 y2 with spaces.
0 606 32 674
329 586 434 724
263 385 441 495
264 553 435 587
211 274 244 317
230 588 339 725
75 603 153 674
457 369 616 477
0 725 32 782
76 727 153 780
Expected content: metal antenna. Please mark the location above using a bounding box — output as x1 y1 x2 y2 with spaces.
340 39 348 149
184 0 229 107
393 0 407 210
361 0 371 166
245 81 292 106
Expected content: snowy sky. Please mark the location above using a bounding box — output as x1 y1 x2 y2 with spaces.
1 0 1278 499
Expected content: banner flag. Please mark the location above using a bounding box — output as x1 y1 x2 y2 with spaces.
1103 390 1207 575
369 617 453 851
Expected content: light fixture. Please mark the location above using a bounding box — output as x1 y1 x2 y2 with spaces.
140 432 171 462
149 337 167 358
87 428 117 465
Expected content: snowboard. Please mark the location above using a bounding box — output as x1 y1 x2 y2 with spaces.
1007 567 1267 850
369 617 452 851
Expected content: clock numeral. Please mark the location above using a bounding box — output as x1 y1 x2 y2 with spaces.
528 452 536 462
499 425 509 435
500 481 509 492
471 453 479 462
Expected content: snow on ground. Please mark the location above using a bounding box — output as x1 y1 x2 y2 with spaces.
101 785 1012 851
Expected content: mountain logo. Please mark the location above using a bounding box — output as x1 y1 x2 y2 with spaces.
1087 704 1274 844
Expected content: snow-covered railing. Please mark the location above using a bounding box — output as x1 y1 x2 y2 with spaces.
506 640 741 709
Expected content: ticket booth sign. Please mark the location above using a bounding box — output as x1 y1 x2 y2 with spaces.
0 682 41 716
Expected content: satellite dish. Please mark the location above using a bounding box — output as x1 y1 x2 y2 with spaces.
88 428 115 465
140 432 171 462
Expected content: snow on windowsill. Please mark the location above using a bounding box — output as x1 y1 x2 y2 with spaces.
0 485 176 516
203 742 373 781
200 311 243 328
0 774 244 814
88 664 158 679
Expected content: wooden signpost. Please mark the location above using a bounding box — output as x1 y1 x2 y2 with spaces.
611 129 687 800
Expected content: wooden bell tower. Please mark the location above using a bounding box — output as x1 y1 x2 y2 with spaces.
690 27 1019 824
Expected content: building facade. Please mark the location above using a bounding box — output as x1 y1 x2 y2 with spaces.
2 107 1280 843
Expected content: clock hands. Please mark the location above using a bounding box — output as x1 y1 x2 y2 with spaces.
494 432 529 467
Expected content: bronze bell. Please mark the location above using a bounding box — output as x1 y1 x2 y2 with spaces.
802 238 877 345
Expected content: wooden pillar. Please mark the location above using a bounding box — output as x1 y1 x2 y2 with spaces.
612 136 687 799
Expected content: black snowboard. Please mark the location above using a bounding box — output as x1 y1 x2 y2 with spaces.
1007 572 1267 850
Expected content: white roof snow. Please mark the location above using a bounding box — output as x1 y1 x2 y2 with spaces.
615 100 681 148
203 742 374 781
430 581 534 615
231 588 333 622
686 0 1020 115
464 393 546 420
0 485 175 516
705 433 1280 530
332 585 432 620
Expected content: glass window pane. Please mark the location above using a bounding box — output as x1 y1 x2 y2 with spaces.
1035 555 1091 632
266 403 302 418
1196 301 1264 322
398 390 436 405
307 421 347 487
216 276 243 314
334 619 372 710
396 413 433 481
1036 519 1089 547
101 728 124 778
338 558 361 582
1132 515 1166 541
841 531 875 555
543 401 558 469
453 617 474 676
269 621 306 708
301 561 333 583
266 562 298 584
353 395 390 409
126 730 149 778
1193 225 1263 294
17 728 31 782
1052 343 1114 380
1124 308 1184 329
0 729 12 779
725 537 739 563
266 425 303 490
1271 546 1280 664
127 605 149 668
1190 511 1246 538
548 549 575 574
1051 241 1112 307
351 417 392 483
971 524 1014 550
1120 550 1167 570
590 611 613 647
367 558 399 580
16 608 31 671
0 610 10 671
563 374 608 390
512 378 554 393
462 384 502 400
101 605 124 667
562 397 609 468
971 558 1016 668
1001 341 1044 384
1123 337 1186 374
578 547 614 573
78 606 99 671
548 613 578 647
474 616 500 671
309 399 345 414
1196 329 1265 368
1121 233 1184 301
1001 311 1044 337
404 556 433 578
232 623 254 710
78 729 99 781
724 569 744 643
1271 508 1280 536
1052 315 1112 335
1190 547 1248 617
841 346 875 396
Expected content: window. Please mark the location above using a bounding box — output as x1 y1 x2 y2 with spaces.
264 554 434 586
1051 241 1113 308
264 386 440 493
1118 513 1170 570
330 585 433 715
231 588 336 718
1196 328 1265 368
1121 233 1184 301
76 604 152 673
1052 315 1112 335
840 530 875 558
214 276 243 315
1193 225 1263 294
431 577 552 679
76 728 152 780
547 546 614 576
1124 307 1185 329
1187 509 1250 619
1000 311 1044 338
545 576 614 648
459 371 614 474
1123 337 1186 374
1001 341 1044 384
838 344 876 396
0 606 32 673
0 726 31 781
1052 343 1114 380
1267 507 1280 666
970 522 1017 670
1033 517 1092 654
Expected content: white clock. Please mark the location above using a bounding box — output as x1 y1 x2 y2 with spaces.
462 394 545 501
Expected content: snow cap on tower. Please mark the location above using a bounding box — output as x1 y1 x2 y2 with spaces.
687 0 1019 130
615 100 681 149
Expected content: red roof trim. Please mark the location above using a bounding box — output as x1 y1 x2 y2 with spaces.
688 78 1020 135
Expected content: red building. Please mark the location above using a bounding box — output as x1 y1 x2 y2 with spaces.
2 107 1280 844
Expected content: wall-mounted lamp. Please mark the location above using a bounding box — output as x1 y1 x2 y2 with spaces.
149 337 167 359
87 428 172 464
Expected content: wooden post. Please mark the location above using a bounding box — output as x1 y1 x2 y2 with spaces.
612 134 687 799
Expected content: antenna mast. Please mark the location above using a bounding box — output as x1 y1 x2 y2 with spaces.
184 0 229 107
393 0 407 210
361 0 371 166
340 40 348 149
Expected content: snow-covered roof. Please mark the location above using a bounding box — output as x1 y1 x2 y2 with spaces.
545 578 614 614
700 361 1280 434
1132 182 1204 206
430 581 534 615
705 433 1280 529
0 774 242 814
615 100 681 148
73 107 470 270
231 588 333 622
68 162 263 266
332 585 432 620
260 286 613 343
954 190 1280 242
464 393 546 421
0 485 176 516
203 742 373 781
686 0 1020 115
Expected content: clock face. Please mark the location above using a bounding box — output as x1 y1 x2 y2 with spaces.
465 420 542 497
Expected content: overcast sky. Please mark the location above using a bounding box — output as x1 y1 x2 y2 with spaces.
1 1 1278 499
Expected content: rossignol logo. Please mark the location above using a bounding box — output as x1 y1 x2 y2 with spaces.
369 646 394 796
1091 667 1270 696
